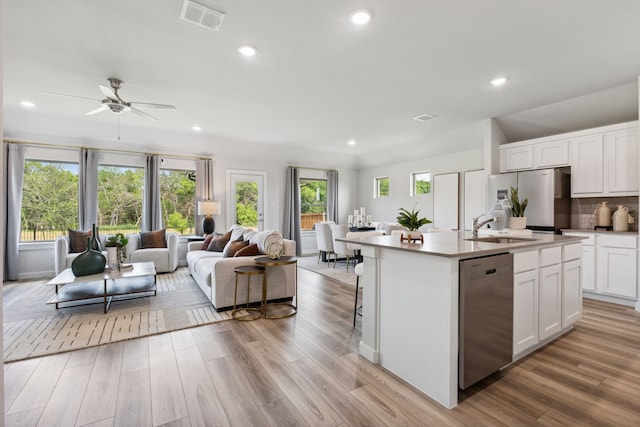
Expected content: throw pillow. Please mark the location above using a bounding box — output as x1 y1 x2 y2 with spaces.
140 229 166 249
201 234 214 250
234 243 262 257
207 231 231 252
222 240 248 257
68 228 100 253
229 224 247 242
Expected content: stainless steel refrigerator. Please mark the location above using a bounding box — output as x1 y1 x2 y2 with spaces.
487 167 571 233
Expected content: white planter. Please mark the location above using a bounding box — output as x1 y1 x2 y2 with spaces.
510 217 527 230
402 230 423 241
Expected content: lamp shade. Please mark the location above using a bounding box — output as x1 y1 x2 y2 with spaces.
198 201 220 216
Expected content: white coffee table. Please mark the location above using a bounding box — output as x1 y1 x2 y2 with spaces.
46 262 157 313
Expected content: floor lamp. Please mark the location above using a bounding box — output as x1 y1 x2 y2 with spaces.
198 201 220 235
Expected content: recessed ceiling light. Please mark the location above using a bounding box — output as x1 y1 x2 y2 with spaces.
349 10 372 25
490 77 508 87
192 125 202 132
238 45 257 57
348 139 357 146
20 101 35 108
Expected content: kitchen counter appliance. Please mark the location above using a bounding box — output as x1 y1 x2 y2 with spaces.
459 253 513 389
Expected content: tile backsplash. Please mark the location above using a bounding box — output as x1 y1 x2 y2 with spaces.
571 197 638 231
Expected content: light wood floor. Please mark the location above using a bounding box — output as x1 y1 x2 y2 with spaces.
4 267 640 426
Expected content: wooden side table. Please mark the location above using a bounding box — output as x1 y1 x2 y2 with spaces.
254 256 298 319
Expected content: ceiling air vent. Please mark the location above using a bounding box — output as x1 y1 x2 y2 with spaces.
414 113 438 122
180 0 226 31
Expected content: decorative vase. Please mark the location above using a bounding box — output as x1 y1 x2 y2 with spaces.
510 217 527 230
71 237 106 276
594 202 612 227
90 223 101 251
613 205 629 232
266 241 284 259
106 246 119 269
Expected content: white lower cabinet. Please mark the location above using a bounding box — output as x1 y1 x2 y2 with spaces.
539 263 562 340
513 268 539 355
562 259 582 328
564 231 637 301
597 246 638 298
513 245 581 358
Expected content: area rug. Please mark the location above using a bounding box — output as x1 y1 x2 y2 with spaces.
2 268 245 363
297 255 356 286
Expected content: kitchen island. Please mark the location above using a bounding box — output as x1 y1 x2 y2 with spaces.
339 231 584 409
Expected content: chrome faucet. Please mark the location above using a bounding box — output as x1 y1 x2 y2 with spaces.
472 214 501 237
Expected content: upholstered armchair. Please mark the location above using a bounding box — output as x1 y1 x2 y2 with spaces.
126 231 179 273
54 234 107 275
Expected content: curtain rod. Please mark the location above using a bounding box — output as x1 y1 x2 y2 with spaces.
288 165 337 172
3 139 212 161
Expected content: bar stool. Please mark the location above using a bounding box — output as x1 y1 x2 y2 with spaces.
233 265 266 321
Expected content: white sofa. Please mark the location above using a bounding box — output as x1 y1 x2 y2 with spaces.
55 231 179 275
186 226 296 311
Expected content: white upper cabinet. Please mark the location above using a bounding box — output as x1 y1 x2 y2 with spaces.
606 127 639 194
570 134 604 195
569 123 638 197
500 145 533 172
533 139 570 168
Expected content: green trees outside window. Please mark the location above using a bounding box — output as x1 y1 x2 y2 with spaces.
21 161 196 241
300 179 327 230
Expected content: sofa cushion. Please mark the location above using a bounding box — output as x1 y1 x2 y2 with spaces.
222 240 248 257
234 243 261 257
139 229 166 248
207 231 231 252
68 228 100 253
250 230 284 254
201 234 214 250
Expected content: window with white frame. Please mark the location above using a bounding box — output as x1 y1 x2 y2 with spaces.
20 160 79 241
300 178 327 231
411 171 431 196
374 176 389 198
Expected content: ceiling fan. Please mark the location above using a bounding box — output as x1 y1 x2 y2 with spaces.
41 78 176 121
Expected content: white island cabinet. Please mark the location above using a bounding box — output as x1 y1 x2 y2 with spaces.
343 231 583 409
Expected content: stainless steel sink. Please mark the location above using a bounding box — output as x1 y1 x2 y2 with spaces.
465 236 537 244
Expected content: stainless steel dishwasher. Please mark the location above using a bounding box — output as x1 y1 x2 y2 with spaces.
459 253 513 389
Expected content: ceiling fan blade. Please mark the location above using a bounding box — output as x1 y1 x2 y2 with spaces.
129 102 176 110
86 105 109 116
128 107 158 121
99 84 117 100
40 91 100 102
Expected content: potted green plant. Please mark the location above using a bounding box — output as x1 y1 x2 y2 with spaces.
105 233 129 269
509 187 528 229
397 205 432 241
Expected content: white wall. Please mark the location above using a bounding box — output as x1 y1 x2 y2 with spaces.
357 130 484 228
1 0 6 416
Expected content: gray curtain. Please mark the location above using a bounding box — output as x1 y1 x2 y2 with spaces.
142 155 162 231
327 170 338 223
78 148 99 230
3 143 25 281
283 167 302 256
195 159 214 235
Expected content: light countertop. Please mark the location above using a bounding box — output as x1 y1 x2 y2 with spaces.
338 231 583 258
562 228 638 235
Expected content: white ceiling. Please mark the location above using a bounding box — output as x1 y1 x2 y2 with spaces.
4 0 640 166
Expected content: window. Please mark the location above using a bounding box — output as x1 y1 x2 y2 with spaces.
97 165 144 235
21 160 79 241
411 171 431 196
160 168 196 235
374 176 389 198
300 179 327 230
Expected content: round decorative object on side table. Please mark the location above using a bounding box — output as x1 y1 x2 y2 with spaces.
254 256 298 319
266 241 284 259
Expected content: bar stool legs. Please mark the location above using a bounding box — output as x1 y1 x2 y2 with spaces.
233 265 266 321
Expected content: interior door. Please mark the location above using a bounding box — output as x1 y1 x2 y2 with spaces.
228 171 265 231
